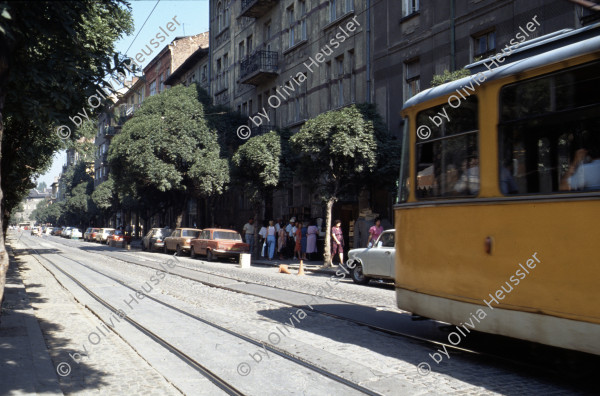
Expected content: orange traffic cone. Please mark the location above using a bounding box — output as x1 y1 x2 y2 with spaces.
297 260 305 276
278 264 291 274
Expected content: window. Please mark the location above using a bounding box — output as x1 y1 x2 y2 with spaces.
217 2 223 31
166 68 170 77
336 57 344 107
415 96 479 199
264 21 271 42
216 58 222 90
499 61 600 194
149 80 157 96
247 35 253 55
345 0 354 12
242 102 248 116
202 65 207 81
349 51 355 102
300 1 307 40
405 60 420 99
182 230 199 238
473 31 496 59
249 100 253 115
239 41 245 61
329 0 337 22
159 73 164 92
402 0 419 17
288 6 295 48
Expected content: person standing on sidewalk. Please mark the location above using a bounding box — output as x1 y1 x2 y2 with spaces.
242 218 255 257
367 218 384 248
278 220 287 260
294 222 302 260
266 220 277 260
306 219 319 261
330 220 344 267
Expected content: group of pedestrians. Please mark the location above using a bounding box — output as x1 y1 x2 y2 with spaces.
242 216 386 267
242 217 320 261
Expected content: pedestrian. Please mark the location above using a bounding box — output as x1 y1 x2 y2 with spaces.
278 220 287 260
294 222 302 260
258 220 268 257
306 219 319 260
330 219 344 267
300 221 308 260
242 218 255 257
266 220 277 260
367 218 384 248
285 217 296 258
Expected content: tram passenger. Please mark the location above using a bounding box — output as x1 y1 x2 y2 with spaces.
560 137 600 191
454 156 480 195
500 159 519 194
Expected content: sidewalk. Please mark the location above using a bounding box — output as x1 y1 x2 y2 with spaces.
0 245 62 395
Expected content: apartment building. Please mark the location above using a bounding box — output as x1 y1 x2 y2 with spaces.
209 0 374 225
372 0 584 137
144 33 209 98
165 45 210 89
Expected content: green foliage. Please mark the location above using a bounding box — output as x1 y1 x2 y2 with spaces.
232 131 291 205
91 177 115 211
109 84 229 222
36 181 47 191
431 69 472 87
0 0 133 225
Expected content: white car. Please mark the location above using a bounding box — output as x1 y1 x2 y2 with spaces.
95 228 115 243
70 229 83 239
347 229 396 285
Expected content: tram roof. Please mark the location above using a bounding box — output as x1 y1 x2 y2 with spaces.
402 22 600 111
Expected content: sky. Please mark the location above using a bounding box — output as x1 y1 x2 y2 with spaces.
36 0 210 188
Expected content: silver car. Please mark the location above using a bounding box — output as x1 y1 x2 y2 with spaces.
347 229 396 285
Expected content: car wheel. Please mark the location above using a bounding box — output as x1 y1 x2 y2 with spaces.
176 245 183 256
350 261 371 285
190 246 196 259
163 244 168 254
207 249 214 262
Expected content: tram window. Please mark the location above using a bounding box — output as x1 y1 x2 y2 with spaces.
499 61 600 194
415 96 479 199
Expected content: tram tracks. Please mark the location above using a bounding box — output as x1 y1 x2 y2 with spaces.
19 238 384 396
23 235 598 393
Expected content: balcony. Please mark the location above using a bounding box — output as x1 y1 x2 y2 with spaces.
240 0 278 18
240 51 278 86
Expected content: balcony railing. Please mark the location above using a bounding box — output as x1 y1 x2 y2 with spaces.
240 50 279 86
240 0 278 18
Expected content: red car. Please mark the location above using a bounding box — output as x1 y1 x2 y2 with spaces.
106 229 125 246
190 228 249 261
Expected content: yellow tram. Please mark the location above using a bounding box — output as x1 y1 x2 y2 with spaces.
395 24 600 355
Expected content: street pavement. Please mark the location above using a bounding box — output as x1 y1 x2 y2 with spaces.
0 231 590 395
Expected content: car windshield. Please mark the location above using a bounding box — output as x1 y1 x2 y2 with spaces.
182 230 200 238
377 232 395 248
114 230 124 235
213 231 241 241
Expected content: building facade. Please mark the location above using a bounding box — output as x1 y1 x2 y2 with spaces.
372 0 584 138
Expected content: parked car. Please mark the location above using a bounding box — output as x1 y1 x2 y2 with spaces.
346 229 396 285
163 228 201 255
31 227 39 236
54 227 64 236
142 228 171 252
95 228 115 243
87 227 101 242
190 228 249 262
83 227 93 240
106 229 126 246
70 228 83 239
62 227 73 238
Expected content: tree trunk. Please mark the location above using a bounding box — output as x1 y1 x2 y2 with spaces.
323 197 335 266
0 90 8 310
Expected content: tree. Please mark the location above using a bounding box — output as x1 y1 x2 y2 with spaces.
109 84 229 228
232 130 291 254
0 0 132 303
91 177 116 225
290 105 384 266
36 181 47 191
8 202 23 224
